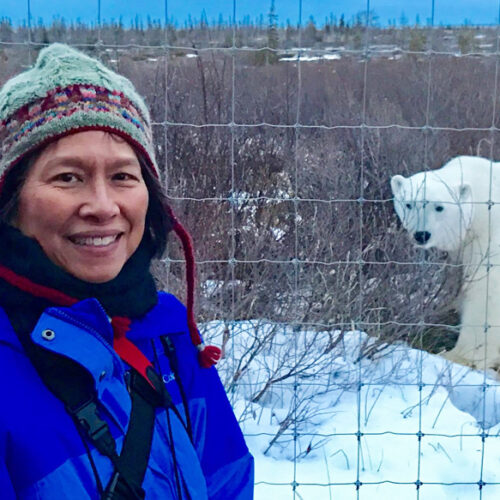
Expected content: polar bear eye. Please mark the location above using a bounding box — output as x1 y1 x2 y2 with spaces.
435 205 444 212
405 203 412 210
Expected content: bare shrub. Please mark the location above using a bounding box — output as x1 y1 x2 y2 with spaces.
1 26 497 442
137 45 500 363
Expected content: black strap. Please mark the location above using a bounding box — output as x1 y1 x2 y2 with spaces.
160 335 194 442
26 338 182 499
64 369 159 500
103 369 163 499
30 347 165 500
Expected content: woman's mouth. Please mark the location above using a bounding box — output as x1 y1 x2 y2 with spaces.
69 234 121 247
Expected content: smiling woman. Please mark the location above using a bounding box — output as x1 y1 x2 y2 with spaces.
0 44 254 499
15 131 149 283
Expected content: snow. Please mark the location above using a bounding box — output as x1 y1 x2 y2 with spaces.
202 321 500 499
201 279 241 296
280 53 341 63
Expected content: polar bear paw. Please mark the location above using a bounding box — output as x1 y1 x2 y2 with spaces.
440 348 475 367
440 347 500 375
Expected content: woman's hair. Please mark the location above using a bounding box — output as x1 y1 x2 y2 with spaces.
139 155 173 257
0 154 34 226
0 144 172 258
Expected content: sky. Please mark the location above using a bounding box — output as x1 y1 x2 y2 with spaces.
1 0 499 28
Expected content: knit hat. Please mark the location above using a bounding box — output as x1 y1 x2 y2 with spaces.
0 43 157 182
0 43 221 368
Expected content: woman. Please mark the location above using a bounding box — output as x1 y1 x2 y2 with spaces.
0 44 254 499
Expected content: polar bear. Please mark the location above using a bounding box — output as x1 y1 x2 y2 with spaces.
390 156 500 371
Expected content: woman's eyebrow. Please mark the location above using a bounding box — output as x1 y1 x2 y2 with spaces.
42 156 141 169
42 156 86 169
106 158 141 168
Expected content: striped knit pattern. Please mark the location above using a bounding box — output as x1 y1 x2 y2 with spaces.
0 83 153 177
0 44 159 181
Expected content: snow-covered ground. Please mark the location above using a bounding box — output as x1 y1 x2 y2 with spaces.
203 321 500 500
280 53 342 62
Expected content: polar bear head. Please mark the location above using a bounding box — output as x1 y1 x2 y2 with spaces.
390 171 473 252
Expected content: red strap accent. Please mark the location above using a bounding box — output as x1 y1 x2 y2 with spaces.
198 345 222 368
111 316 156 388
0 214 221 372
0 264 77 306
0 264 177 381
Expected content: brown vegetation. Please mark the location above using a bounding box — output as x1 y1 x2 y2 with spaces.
1 23 498 360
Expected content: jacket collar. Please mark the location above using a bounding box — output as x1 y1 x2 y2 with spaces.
0 292 189 432
0 291 188 352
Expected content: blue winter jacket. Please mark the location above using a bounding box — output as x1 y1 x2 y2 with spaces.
0 292 254 499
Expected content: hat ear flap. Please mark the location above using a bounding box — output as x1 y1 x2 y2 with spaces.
166 206 221 368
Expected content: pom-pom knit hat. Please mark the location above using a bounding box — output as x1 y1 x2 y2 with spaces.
0 43 221 368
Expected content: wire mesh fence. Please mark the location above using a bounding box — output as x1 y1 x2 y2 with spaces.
2 0 500 498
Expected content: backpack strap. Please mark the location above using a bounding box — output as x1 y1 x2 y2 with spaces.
100 368 167 500
25 321 180 498
31 346 168 500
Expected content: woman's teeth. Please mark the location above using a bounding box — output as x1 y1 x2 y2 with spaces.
72 235 119 247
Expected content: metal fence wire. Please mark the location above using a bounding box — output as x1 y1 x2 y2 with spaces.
2 0 500 498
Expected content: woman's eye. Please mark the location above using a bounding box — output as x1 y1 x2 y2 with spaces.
113 172 137 182
54 172 80 183
435 205 444 212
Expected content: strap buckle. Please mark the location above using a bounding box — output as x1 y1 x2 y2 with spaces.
71 399 117 458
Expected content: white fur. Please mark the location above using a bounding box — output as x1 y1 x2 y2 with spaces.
391 156 500 370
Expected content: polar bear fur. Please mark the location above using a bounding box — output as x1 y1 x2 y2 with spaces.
391 156 500 370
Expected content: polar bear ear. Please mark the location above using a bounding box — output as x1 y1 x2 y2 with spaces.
458 183 474 230
458 184 472 203
390 175 406 196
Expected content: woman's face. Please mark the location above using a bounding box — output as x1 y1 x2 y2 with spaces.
16 130 149 283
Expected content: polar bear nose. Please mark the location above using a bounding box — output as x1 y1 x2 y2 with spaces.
414 231 431 245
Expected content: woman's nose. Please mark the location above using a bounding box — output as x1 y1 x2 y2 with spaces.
78 181 120 220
